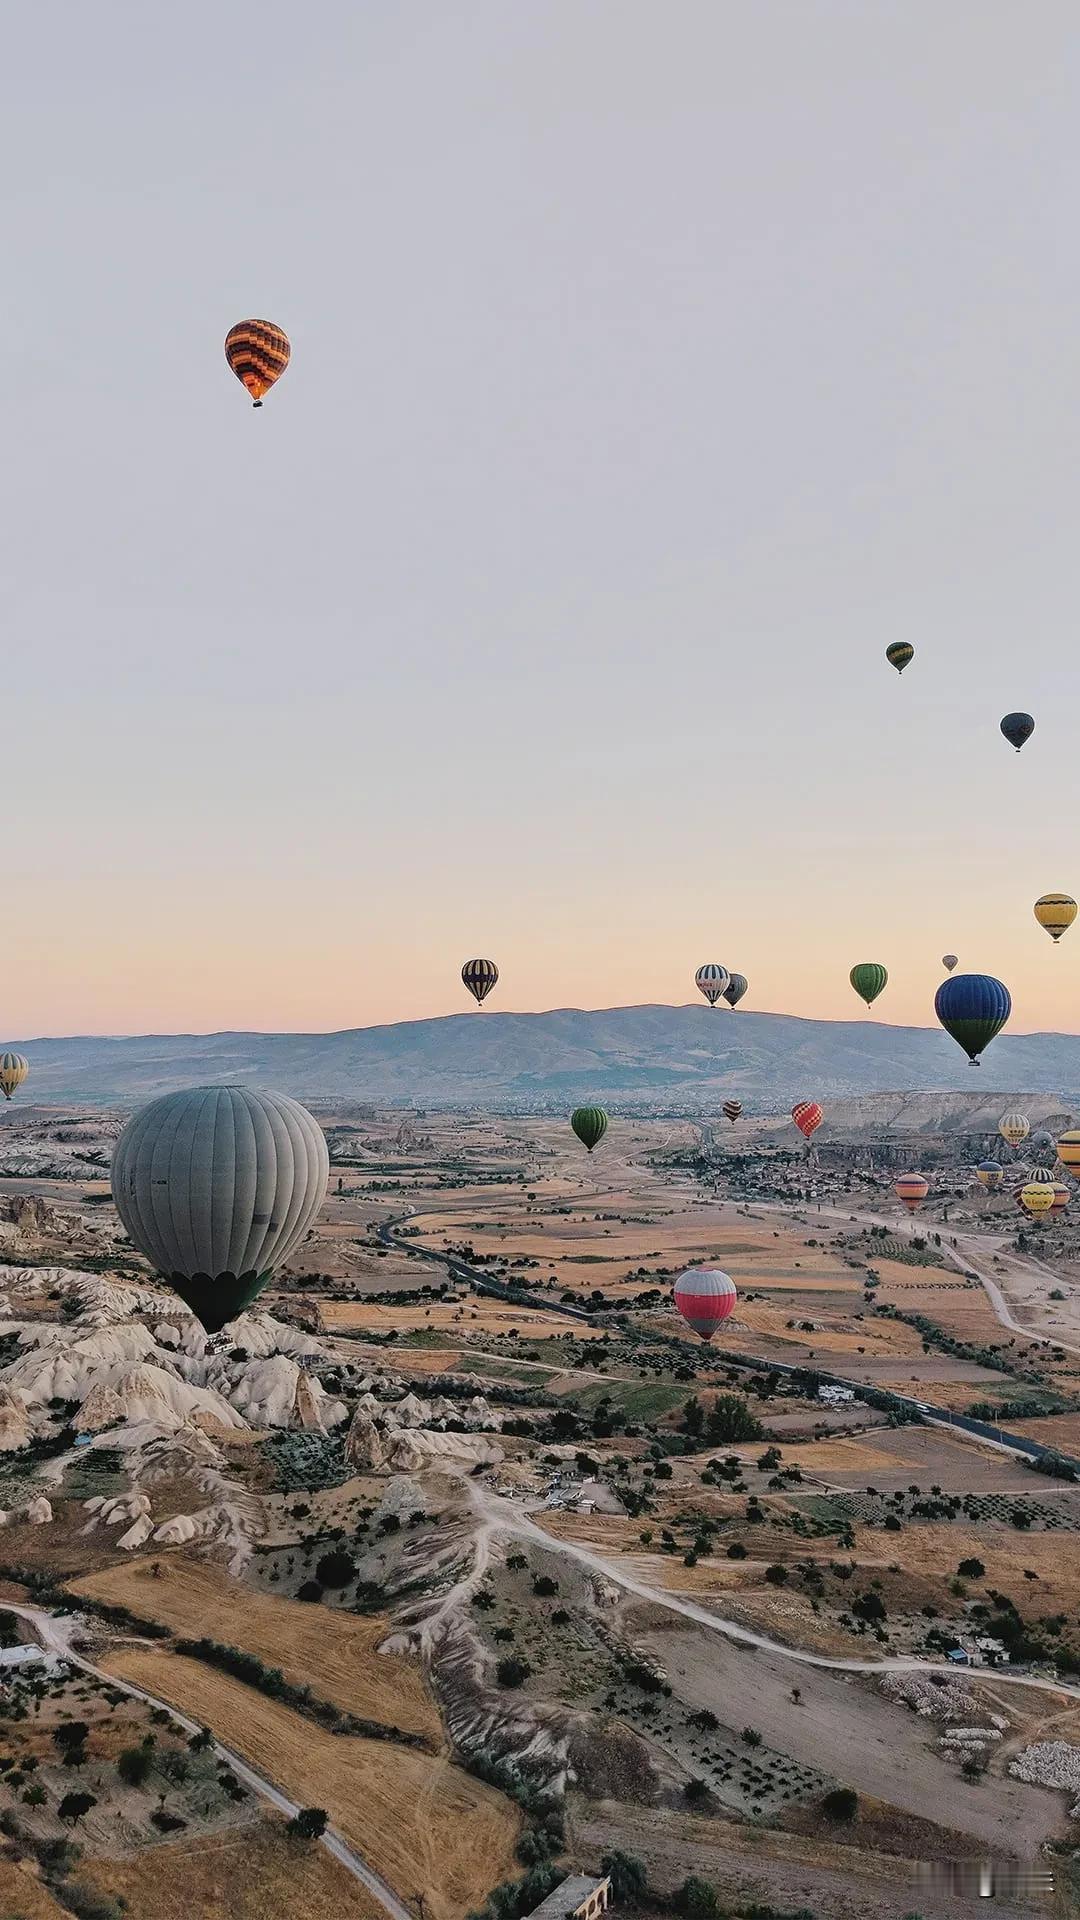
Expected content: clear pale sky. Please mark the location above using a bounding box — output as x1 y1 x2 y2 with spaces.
5 3 1080 1037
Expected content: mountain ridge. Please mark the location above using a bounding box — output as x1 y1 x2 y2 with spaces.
6 1003 1080 1109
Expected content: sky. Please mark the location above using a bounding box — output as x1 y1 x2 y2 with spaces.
4 2 1080 1038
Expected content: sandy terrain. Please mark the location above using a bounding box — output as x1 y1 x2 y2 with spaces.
633 1617 1061 1854
71 1559 439 1742
101 1650 519 1920
82 1818 389 1920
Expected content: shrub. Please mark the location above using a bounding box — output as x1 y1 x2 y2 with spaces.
726 1542 747 1560
764 1564 788 1586
289 1806 328 1840
296 1580 323 1602
52 1722 90 1754
532 1576 559 1598
59 1792 96 1826
675 1876 719 1917
599 1851 647 1901
496 1658 532 1688
822 1786 858 1821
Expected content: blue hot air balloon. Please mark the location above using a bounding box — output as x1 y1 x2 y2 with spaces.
934 973 1011 1067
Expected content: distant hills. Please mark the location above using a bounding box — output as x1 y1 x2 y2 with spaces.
9 1004 1080 1114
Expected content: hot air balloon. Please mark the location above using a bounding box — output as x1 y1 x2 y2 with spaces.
1028 1130 1057 1168
791 1101 823 1142
695 964 730 1007
462 959 498 1006
1026 1165 1056 1186
570 1107 608 1153
1000 712 1035 752
723 973 748 1009
850 963 888 1008
1051 1181 1070 1214
1057 1130 1080 1175
1020 1181 1054 1216
942 954 959 972
722 1099 742 1126
934 974 1011 1066
674 1266 737 1340
224 320 290 407
110 1087 329 1334
894 1173 929 1214
0 1054 28 1102
1034 894 1077 944
976 1160 1003 1189
885 642 914 674
999 1112 1030 1150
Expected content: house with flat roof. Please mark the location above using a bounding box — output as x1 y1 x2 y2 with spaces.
524 1875 611 1920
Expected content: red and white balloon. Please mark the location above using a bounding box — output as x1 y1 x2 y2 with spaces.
674 1266 738 1341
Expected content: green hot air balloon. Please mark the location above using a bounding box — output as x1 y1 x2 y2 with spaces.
571 1107 608 1153
850 963 888 1008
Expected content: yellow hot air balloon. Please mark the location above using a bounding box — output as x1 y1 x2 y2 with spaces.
999 1111 1030 1150
1056 1130 1080 1174
1034 893 1077 944
1020 1181 1054 1216
0 1053 28 1101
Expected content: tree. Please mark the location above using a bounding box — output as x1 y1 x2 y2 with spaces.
764 1564 788 1586
532 1575 559 1598
22 1782 47 1807
822 1786 858 1821
705 1394 763 1444
296 1581 322 1602
726 1542 747 1560
188 1726 214 1752
53 1721 90 1754
59 1791 96 1826
599 1850 647 1902
315 1550 355 1589
853 1591 886 1623
495 1657 532 1688
957 1557 985 1579
289 1807 328 1841
116 1746 153 1787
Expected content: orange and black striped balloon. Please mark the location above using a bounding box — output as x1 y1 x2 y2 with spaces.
225 319 291 407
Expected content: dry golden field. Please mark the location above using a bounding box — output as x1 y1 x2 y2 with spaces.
321 1297 608 1337
0 1859 69 1916
81 1817 389 1920
102 1650 520 1920
71 1559 439 1742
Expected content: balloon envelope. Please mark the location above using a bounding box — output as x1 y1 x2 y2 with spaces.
571 1106 608 1152
850 962 888 1007
1057 1130 1080 1174
224 319 290 406
1020 1181 1054 1215
1034 893 1077 943
695 963 730 1007
975 1160 1003 1188
462 959 498 1006
894 1173 928 1213
791 1101 823 1141
941 954 959 972
1000 712 1035 751
934 974 1011 1065
111 1086 329 1334
722 1099 742 1125
999 1111 1030 1149
723 973 748 1009
885 642 914 674
674 1267 737 1340
0 1053 28 1101
1051 1181 1071 1213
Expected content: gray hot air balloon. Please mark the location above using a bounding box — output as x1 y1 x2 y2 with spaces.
111 1086 329 1334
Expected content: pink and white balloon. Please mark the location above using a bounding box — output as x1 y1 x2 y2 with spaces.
674 1266 737 1341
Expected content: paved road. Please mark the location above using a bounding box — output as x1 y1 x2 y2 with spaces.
0 1603 412 1920
376 1212 592 1320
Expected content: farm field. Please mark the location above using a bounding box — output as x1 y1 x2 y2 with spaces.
70 1559 439 1741
81 1818 390 1920
100 1650 520 1920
